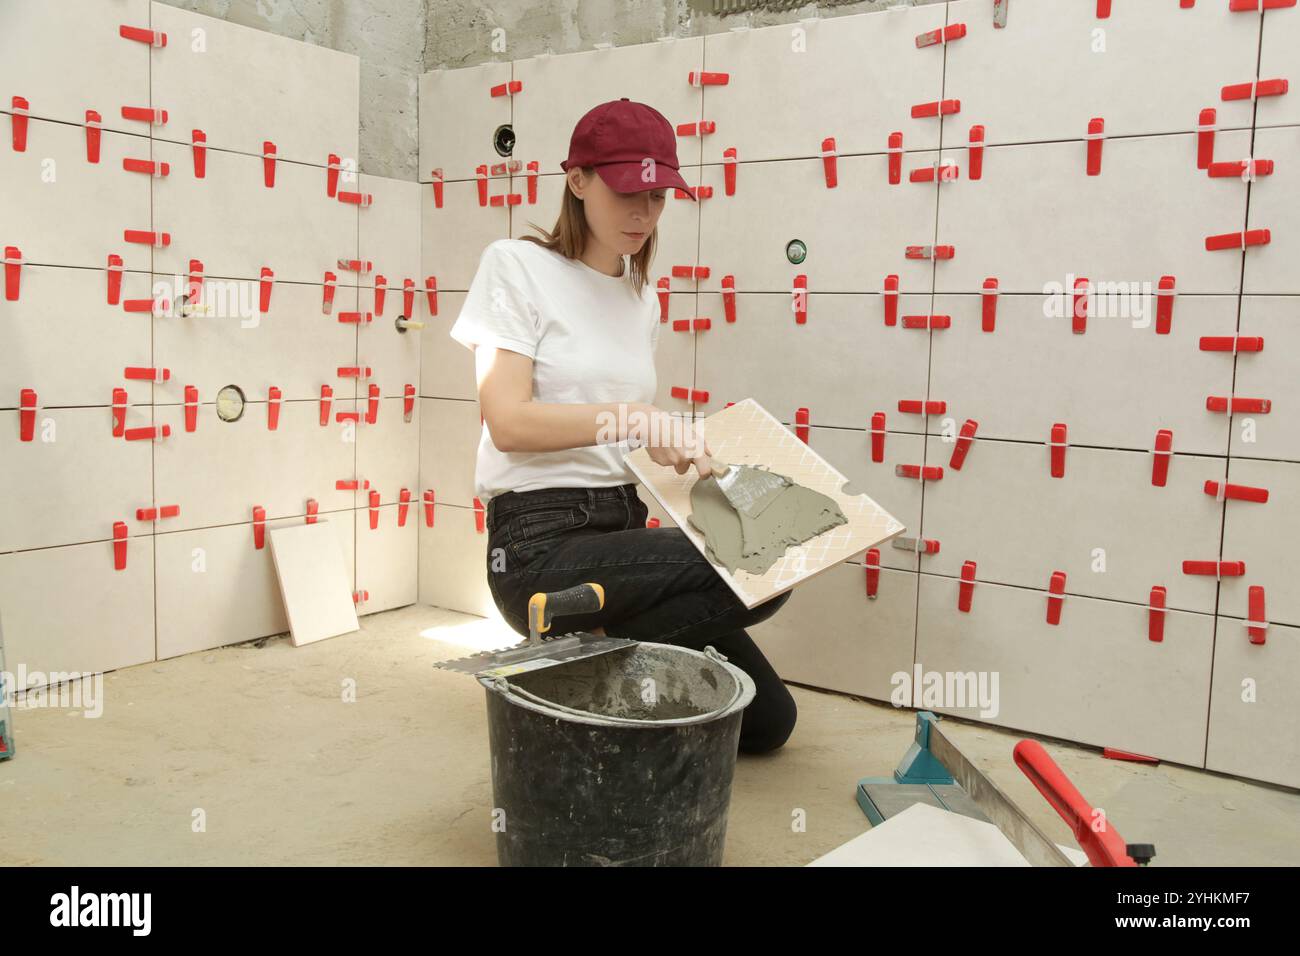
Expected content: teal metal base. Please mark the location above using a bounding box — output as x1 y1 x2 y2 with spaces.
856 712 989 826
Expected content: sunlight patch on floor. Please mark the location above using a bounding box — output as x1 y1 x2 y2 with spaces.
419 614 523 656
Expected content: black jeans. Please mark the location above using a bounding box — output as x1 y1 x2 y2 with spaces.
484 483 797 754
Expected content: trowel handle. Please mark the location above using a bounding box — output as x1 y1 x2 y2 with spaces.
527 583 606 638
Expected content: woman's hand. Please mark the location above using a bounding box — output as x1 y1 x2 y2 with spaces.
631 403 714 478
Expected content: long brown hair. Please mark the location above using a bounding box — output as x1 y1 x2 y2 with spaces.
517 166 656 296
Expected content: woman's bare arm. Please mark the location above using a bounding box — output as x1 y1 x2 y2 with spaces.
474 346 631 452
473 345 711 476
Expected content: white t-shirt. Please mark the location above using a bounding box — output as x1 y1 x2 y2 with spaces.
448 238 661 503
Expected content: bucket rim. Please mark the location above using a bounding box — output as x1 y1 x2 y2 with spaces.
478 641 758 728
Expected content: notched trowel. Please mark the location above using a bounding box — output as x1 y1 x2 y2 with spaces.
710 461 792 519
434 582 635 679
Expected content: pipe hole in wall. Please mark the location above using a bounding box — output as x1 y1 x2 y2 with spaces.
494 124 514 157
216 384 246 423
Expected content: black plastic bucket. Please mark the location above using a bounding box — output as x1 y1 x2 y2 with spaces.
480 640 756 866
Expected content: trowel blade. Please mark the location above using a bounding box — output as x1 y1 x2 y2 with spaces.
434 632 637 679
715 464 791 520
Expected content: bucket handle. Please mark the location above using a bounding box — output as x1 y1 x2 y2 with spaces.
489 645 745 727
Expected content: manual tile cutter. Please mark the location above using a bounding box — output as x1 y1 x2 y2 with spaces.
858 712 1155 867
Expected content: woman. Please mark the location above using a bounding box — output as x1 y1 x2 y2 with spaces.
449 98 796 754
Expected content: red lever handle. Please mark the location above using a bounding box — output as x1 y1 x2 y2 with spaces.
1013 739 1136 867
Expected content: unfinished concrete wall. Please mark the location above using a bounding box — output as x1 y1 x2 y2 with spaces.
422 0 948 70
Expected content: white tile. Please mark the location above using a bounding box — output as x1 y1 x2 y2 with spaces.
418 397 482 508
693 291 932 430
626 398 905 608
696 153 939 294
0 0 152 136
354 503 418 615
0 537 154 676
942 0 1259 145
752 563 918 703
1229 296 1300 462
919 437 1226 613
653 292 697 414
356 397 419 506
151 138 358 285
418 63 514 184
152 398 356 532
1257 7 1299 128
929 292 1236 454
701 5 947 163
2 266 153 407
1 405 153 552
356 174 422 294
1219 457 1300 627
420 178 512 290
1206 614 1300 789
356 273 422 402
916 573 1213 767
153 280 358 404
1242 125 1300 295
154 512 353 658
809 802 1085 868
148 1 359 166
268 521 358 645
417 501 494 618
0 118 151 271
420 290 478 401
934 132 1252 294
806 426 923 572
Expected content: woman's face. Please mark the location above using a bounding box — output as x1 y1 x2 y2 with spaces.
568 167 666 256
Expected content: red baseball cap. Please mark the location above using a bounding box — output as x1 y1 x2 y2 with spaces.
560 97 697 201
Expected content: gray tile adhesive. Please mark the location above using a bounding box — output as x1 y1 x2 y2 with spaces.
687 466 848 575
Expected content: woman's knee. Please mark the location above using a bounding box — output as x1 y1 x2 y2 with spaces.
739 689 797 755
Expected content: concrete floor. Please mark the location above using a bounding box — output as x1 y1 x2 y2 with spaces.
2 603 1297 866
